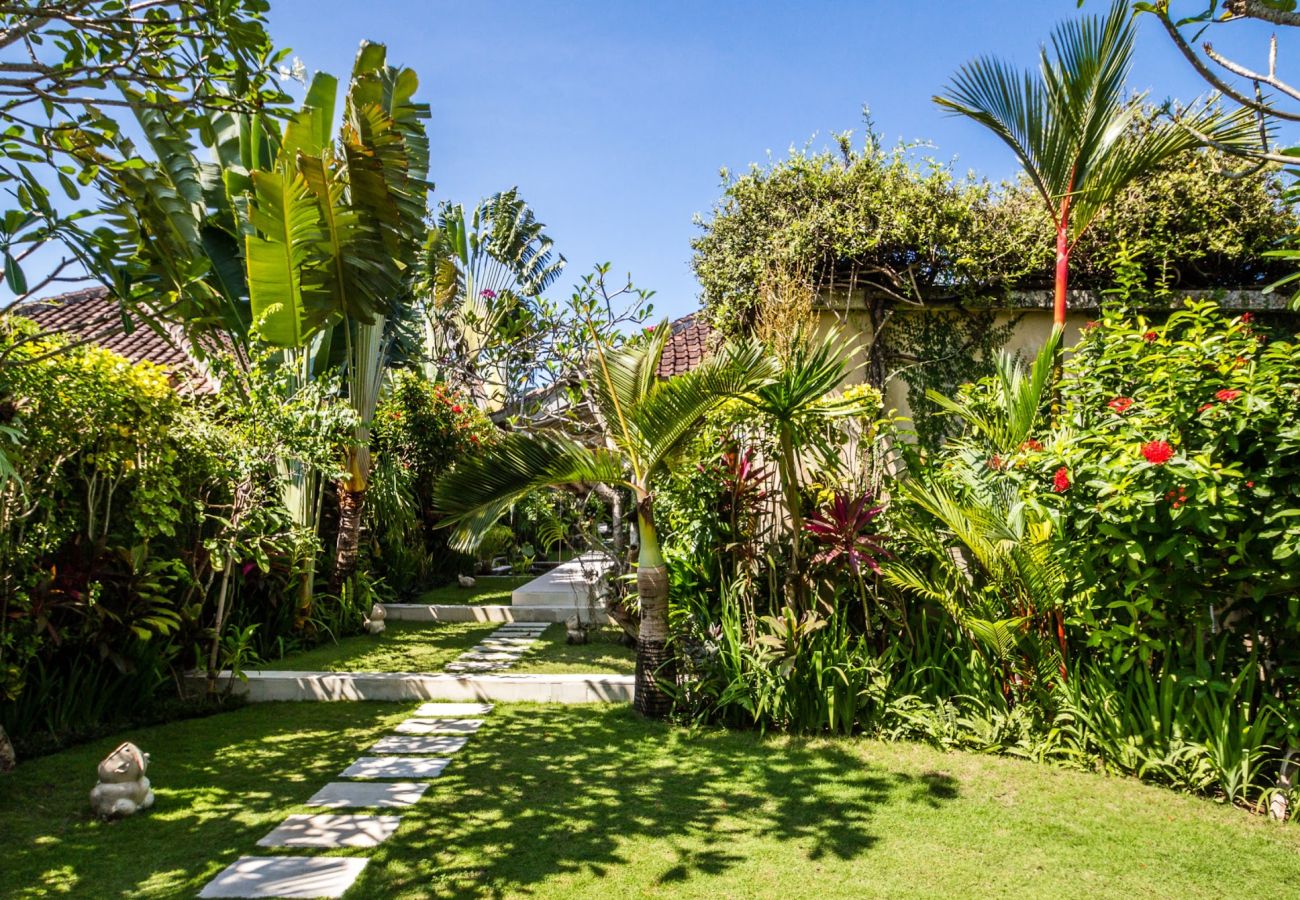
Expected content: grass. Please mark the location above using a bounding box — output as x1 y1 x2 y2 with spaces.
260 621 498 672
417 576 532 605
2 702 1297 899
509 624 636 675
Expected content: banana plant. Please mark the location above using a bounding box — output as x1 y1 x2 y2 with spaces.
239 43 431 593
434 323 773 717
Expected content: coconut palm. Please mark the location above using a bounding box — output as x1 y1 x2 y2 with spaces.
935 0 1255 327
434 323 772 717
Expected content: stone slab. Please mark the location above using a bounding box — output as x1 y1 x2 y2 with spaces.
256 813 402 849
369 734 469 754
445 662 510 673
394 717 484 735
413 702 493 716
455 651 525 662
341 756 451 779
381 603 610 623
512 553 614 607
191 670 634 703
199 856 370 898
306 781 430 809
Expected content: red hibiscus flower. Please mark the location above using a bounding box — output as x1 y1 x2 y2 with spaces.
1107 396 1134 414
1214 389 1241 402
1019 439 1044 453
1141 440 1174 465
1143 330 1158 342
1052 466 1071 493
452 404 463 414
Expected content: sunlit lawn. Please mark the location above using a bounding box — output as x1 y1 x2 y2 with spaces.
417 576 532 605
260 621 497 672
509 625 636 675
3 702 1298 898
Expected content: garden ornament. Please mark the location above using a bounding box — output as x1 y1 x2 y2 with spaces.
458 574 476 588
365 602 387 635
90 742 154 818
565 615 589 645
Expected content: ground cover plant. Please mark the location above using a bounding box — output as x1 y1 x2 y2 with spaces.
2 702 1297 899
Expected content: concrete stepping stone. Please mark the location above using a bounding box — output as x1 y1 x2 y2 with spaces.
257 813 402 848
394 717 484 735
413 702 492 716
341 756 451 779
369 734 468 754
307 781 429 809
476 639 537 649
199 856 369 898
457 651 524 661
445 661 511 673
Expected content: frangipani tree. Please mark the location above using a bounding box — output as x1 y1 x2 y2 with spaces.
434 323 772 717
935 0 1254 327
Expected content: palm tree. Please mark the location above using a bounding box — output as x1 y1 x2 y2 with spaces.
422 190 566 412
935 0 1254 327
434 323 772 717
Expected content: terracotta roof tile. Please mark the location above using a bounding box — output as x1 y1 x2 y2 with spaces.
655 314 713 378
16 286 220 394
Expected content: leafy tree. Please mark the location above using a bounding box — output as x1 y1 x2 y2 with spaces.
434 323 772 717
0 1 287 323
936 0 1254 327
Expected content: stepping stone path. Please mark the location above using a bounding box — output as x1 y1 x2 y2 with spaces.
198 701 494 898
444 622 549 673
198 623 547 897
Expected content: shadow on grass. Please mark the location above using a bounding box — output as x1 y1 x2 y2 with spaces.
0 702 404 898
361 704 958 897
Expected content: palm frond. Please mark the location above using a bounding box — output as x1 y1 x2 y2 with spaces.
434 432 629 550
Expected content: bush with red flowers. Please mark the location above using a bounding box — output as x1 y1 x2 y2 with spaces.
1046 300 1300 672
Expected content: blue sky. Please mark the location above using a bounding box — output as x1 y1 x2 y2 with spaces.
234 3 1300 318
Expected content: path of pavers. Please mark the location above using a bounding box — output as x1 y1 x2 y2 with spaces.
198 622 551 898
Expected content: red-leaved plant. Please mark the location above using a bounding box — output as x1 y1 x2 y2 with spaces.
803 491 889 575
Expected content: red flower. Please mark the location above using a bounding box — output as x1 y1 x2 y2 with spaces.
1246 480 1255 488
988 454 1005 471
451 404 463 414
1241 312 1254 324
480 288 497 299
1107 396 1134 414
1143 330 1158 342
1084 320 1100 330
1141 440 1174 465
1214 389 1241 402
1197 402 1215 414
1019 439 1044 453
469 434 480 444
1052 466 1071 493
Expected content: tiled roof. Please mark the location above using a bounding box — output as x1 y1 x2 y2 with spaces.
15 286 219 394
655 314 712 378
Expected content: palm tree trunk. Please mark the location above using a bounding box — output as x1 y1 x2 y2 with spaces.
331 478 366 594
633 497 674 718
1053 197 1072 328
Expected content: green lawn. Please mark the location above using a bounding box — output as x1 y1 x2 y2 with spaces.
510 624 636 675
417 576 532 605
260 621 497 672
2 703 1298 898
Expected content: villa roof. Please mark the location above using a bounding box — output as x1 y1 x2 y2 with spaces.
14 286 220 394
656 314 712 378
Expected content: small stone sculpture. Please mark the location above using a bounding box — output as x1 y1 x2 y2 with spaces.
90 742 154 818
565 615 589 645
365 602 387 635
458 574 476 588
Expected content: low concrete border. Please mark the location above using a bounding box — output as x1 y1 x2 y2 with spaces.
191 670 632 703
382 604 610 624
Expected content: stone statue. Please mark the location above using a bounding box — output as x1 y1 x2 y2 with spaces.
458 574 476 588
90 742 154 818
365 602 387 635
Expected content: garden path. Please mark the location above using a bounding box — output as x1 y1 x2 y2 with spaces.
197 623 550 897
